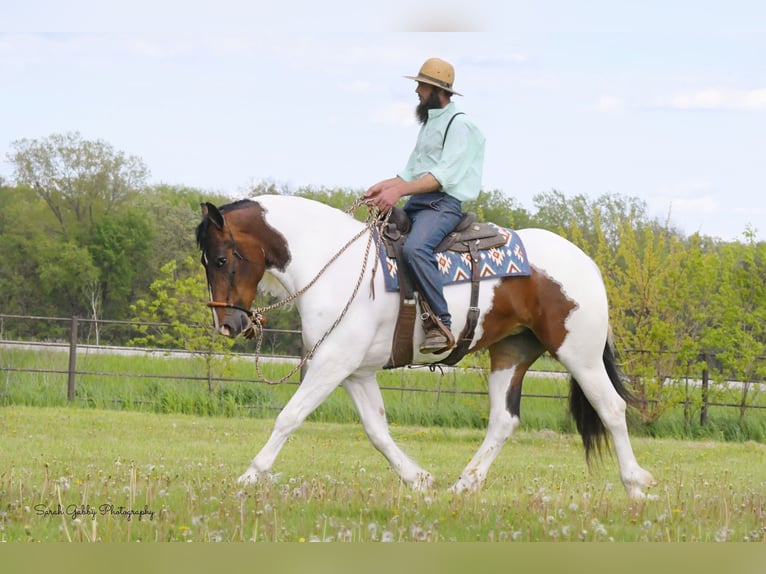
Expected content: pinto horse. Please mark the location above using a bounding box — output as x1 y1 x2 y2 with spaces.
196 195 656 499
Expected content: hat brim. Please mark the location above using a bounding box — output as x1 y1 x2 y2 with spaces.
404 74 463 96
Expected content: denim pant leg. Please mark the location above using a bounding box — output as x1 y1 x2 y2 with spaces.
402 195 463 328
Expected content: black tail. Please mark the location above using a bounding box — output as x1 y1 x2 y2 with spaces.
568 341 633 462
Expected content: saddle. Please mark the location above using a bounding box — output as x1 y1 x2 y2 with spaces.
381 207 508 368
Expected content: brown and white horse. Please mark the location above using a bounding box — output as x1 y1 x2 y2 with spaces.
196 195 656 499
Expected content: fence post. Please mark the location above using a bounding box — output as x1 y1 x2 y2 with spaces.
699 353 709 426
67 316 79 401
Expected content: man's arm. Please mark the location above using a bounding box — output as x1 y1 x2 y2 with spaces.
364 173 441 212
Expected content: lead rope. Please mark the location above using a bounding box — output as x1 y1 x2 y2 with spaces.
249 197 389 384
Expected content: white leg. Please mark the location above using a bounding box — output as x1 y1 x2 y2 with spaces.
566 364 657 499
450 366 520 494
342 374 434 490
237 361 349 485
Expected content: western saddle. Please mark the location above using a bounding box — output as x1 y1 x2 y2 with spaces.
380 207 507 368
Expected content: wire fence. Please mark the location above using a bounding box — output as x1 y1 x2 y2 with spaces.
1 313 764 423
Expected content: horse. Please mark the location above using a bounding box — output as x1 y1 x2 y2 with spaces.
196 194 656 499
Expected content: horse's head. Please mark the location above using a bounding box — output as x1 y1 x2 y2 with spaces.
196 200 290 338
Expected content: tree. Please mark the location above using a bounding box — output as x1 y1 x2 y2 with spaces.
463 188 532 229
130 256 236 393
532 190 655 249
88 211 154 319
701 232 766 420
7 132 149 236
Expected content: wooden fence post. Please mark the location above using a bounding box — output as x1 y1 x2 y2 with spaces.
67 316 79 401
699 353 709 426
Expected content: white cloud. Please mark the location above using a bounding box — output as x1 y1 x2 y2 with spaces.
371 101 415 127
339 80 374 95
661 87 766 111
594 95 625 113
651 180 720 219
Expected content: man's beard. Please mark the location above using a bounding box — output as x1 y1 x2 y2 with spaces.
416 90 444 125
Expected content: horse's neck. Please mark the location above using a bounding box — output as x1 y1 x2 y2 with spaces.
257 196 366 294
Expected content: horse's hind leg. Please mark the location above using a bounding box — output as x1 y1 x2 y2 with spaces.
557 340 657 500
343 372 434 490
450 332 544 494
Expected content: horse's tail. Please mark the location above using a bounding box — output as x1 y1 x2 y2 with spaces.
568 338 633 463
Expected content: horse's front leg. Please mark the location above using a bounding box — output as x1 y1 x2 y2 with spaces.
237 361 346 486
342 373 434 491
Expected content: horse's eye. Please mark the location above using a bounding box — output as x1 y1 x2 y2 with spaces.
216 256 227 268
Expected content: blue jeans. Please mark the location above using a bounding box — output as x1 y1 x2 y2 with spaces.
402 191 463 329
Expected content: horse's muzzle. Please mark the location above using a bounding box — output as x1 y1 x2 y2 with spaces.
220 309 252 338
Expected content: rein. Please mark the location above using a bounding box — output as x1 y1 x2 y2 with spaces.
245 197 388 385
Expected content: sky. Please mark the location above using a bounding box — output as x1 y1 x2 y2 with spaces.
1 1 765 241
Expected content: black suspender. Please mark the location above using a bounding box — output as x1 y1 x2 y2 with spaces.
442 112 465 147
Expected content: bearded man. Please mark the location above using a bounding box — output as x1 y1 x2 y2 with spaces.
365 57 486 354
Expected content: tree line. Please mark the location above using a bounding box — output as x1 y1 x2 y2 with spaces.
1 132 764 421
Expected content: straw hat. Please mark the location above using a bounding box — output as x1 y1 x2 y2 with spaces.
404 57 463 96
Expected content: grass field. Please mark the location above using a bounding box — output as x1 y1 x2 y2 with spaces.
3 347 765 442
1 405 764 542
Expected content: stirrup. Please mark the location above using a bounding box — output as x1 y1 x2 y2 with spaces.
419 312 455 355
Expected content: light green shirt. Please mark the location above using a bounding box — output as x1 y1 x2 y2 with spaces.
398 102 485 202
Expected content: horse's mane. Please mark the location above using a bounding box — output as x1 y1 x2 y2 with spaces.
196 197 291 270
220 199 257 213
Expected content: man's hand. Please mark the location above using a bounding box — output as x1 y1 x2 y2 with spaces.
364 177 404 212
365 186 403 212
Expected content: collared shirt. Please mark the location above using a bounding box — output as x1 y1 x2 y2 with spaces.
398 102 485 202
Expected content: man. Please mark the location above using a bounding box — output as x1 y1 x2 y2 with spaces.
365 57 486 354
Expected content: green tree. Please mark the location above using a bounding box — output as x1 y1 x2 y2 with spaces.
88 211 154 319
7 132 149 236
130 256 235 393
36 238 101 318
701 231 766 420
463 188 532 229
532 190 658 249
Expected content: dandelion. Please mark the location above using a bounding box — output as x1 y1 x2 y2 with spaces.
715 527 732 542
381 530 395 542
410 525 427 542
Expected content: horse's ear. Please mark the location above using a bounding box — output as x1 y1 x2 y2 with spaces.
201 202 224 229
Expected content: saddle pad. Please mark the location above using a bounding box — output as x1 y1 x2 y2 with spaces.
380 224 531 292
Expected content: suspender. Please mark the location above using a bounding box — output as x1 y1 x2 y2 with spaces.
442 112 465 147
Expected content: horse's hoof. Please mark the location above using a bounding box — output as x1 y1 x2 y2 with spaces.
411 472 435 492
624 468 657 500
448 475 482 495
237 469 279 486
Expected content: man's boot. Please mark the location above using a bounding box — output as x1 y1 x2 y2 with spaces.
419 299 455 354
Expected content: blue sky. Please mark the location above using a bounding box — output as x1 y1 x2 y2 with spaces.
1 1 764 241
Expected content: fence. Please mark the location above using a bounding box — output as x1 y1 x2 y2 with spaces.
1 313 764 424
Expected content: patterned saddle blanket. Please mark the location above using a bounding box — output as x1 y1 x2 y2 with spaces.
379 223 531 292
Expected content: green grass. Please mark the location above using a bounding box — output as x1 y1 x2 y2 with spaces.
1 405 764 542
2 348 765 441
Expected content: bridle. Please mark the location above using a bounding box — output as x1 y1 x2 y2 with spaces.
204 225 262 336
